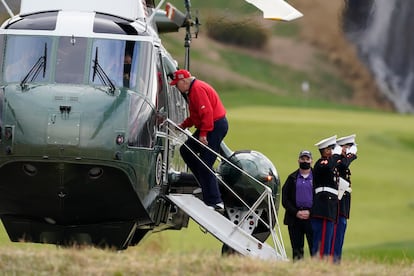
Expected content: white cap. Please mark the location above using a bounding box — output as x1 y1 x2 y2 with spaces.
337 134 356 146
315 135 337 150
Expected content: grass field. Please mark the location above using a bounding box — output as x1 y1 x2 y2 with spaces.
0 105 413 274
135 104 414 263
6 105 411 256
1 0 413 273
231 105 414 262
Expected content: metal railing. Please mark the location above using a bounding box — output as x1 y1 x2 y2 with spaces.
163 118 287 260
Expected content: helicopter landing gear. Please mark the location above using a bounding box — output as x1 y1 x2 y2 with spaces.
221 243 241 256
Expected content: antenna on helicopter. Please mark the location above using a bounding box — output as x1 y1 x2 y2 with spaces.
182 0 200 70
183 0 192 70
163 0 200 70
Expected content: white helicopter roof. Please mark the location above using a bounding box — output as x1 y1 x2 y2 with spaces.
20 0 147 20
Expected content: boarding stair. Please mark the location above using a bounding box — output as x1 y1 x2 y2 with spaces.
164 119 288 261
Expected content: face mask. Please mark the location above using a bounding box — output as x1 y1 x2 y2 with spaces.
299 162 311 170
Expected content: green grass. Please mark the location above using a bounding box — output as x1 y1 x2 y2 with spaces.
160 107 413 263
232 107 414 262
161 29 353 107
271 22 301 37
218 87 369 111
1 106 412 264
134 106 414 263
1 0 413 269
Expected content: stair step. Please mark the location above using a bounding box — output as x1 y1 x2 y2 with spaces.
167 193 286 261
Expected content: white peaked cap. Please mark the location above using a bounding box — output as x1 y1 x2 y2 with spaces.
315 135 337 149
337 134 356 146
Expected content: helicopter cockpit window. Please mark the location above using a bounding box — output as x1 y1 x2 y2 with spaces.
93 14 138 35
89 39 152 92
55 36 87 83
5 11 58 31
89 39 124 88
3 35 52 83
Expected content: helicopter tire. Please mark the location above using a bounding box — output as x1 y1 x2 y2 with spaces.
221 243 241 257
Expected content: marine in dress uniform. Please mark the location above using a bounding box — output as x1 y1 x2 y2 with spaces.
331 134 358 263
311 135 342 258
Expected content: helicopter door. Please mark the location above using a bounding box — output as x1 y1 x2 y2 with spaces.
155 50 186 181
155 54 167 128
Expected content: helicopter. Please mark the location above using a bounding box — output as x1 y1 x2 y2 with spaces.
0 0 302 259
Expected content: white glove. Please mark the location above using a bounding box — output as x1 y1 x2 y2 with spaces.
332 144 342 155
346 145 358 155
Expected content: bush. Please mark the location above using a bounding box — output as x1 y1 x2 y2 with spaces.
205 13 270 49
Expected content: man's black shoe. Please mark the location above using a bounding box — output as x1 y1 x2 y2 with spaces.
208 202 225 214
214 202 224 210
213 202 225 215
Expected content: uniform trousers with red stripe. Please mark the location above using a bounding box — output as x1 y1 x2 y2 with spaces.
332 216 347 263
310 218 334 258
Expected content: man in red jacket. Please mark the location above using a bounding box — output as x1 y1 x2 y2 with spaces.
170 69 228 210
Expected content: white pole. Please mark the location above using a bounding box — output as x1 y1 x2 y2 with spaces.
1 0 14 18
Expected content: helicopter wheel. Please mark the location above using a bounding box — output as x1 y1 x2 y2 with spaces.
221 243 240 256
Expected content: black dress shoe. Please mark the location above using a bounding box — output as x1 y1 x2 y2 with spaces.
210 202 225 214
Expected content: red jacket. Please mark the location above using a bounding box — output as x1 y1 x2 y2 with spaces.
181 79 226 137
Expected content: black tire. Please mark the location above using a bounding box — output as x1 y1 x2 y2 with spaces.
221 243 240 256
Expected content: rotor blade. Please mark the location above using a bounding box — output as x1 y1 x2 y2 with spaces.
245 0 303 21
165 2 187 27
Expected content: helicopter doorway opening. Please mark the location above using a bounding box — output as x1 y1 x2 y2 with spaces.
164 119 287 261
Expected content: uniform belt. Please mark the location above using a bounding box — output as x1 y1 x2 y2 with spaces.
315 187 338 195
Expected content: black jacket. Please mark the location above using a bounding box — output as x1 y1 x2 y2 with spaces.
282 169 313 226
336 153 357 218
311 155 340 222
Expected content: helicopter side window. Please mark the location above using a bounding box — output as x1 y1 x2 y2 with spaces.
154 53 168 130
0 35 3 138
123 52 132 87
3 35 52 83
129 41 152 94
123 41 139 89
55 36 87 84
128 94 156 148
0 35 4 83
